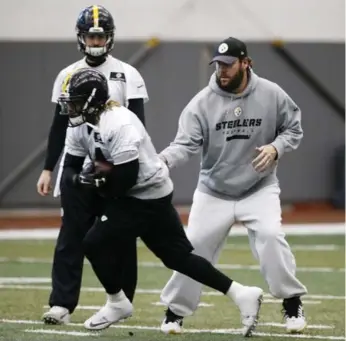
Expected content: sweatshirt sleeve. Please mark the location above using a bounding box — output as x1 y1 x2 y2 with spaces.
160 107 204 169
271 87 303 159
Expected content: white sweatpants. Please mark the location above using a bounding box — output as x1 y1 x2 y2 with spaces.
160 185 307 317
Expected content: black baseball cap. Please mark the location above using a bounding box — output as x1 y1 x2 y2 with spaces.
210 37 248 65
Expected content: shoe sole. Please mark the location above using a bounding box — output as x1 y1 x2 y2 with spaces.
287 323 307 334
85 321 115 331
42 316 66 325
243 293 263 337
84 313 132 331
167 330 182 335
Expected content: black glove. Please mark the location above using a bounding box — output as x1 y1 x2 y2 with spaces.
76 172 106 188
73 163 106 189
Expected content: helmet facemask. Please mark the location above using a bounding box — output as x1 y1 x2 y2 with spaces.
77 28 114 59
58 88 104 127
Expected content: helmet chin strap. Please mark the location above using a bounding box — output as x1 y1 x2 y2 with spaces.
85 46 107 57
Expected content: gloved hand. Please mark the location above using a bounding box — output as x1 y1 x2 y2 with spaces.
73 163 106 189
76 172 106 188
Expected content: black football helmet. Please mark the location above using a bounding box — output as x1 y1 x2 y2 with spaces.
76 5 115 59
58 68 109 127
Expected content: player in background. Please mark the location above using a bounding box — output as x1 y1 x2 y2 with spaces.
159 37 307 335
37 5 148 325
59 67 264 337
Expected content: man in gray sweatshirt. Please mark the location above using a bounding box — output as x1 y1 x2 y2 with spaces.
159 37 307 335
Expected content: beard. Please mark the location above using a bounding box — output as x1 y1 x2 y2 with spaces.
216 68 245 93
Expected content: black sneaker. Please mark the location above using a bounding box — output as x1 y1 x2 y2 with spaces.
282 297 307 333
160 309 184 334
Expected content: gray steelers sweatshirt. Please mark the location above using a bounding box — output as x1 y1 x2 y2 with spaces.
160 71 303 199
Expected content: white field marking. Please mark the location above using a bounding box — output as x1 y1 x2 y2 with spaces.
0 229 60 240
0 257 343 273
25 329 97 337
259 322 333 329
0 277 51 284
0 223 344 240
222 244 342 251
0 319 343 340
1 284 345 300
262 299 321 304
136 242 343 251
43 305 103 311
0 257 52 264
0 284 102 291
138 261 345 273
151 301 214 307
151 300 321 306
46 301 309 310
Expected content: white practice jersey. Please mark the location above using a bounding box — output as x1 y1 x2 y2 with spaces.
65 105 173 200
53 55 148 197
52 55 149 105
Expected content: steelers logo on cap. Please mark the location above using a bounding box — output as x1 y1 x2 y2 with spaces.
218 43 229 54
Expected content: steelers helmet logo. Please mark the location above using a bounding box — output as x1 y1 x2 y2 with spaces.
234 107 242 117
218 43 229 54
116 73 122 78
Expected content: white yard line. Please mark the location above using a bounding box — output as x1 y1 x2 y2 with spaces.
262 299 321 304
151 301 214 307
0 284 96 291
16 316 340 329
0 257 343 273
221 244 342 251
43 304 103 310
0 257 51 263
151 300 321 306
259 322 333 329
25 329 96 337
0 277 51 284
42 300 322 312
139 261 345 273
0 319 341 340
0 283 344 300
0 223 344 240
0 257 52 264
251 333 343 340
135 241 343 251
150 300 321 306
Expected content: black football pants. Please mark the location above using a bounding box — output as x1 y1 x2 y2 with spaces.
83 194 233 297
48 170 137 313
